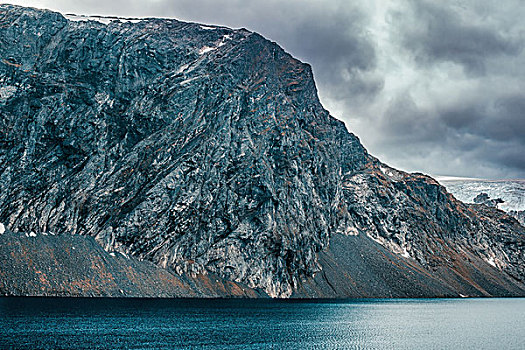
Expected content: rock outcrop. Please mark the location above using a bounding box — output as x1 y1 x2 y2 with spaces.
0 5 524 297
473 193 504 208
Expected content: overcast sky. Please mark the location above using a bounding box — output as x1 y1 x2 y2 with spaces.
4 0 524 179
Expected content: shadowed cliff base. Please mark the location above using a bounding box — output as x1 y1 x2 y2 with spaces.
295 234 525 298
2 231 524 298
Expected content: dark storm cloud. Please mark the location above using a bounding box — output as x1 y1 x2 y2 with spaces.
394 0 522 76
441 95 525 173
279 13 383 103
440 96 525 142
377 92 525 177
363 0 525 178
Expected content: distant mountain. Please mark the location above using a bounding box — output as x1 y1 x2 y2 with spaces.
0 5 524 298
437 177 525 212
438 178 525 225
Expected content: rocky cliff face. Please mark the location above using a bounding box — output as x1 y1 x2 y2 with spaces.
1 5 524 298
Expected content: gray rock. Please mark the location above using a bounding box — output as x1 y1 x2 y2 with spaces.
473 192 504 208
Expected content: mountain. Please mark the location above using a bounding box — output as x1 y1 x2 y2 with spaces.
0 5 524 298
438 178 525 226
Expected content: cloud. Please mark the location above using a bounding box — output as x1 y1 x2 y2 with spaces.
392 0 522 76
375 91 525 178
365 0 525 178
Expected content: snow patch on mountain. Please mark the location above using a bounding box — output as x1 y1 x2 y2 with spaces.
437 177 525 212
65 14 143 25
198 46 216 55
0 85 17 102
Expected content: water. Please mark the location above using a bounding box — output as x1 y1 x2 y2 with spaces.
1 298 524 349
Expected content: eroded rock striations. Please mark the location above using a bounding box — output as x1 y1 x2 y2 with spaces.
0 5 524 297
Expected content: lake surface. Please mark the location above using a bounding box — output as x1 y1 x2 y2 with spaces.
1 297 524 349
